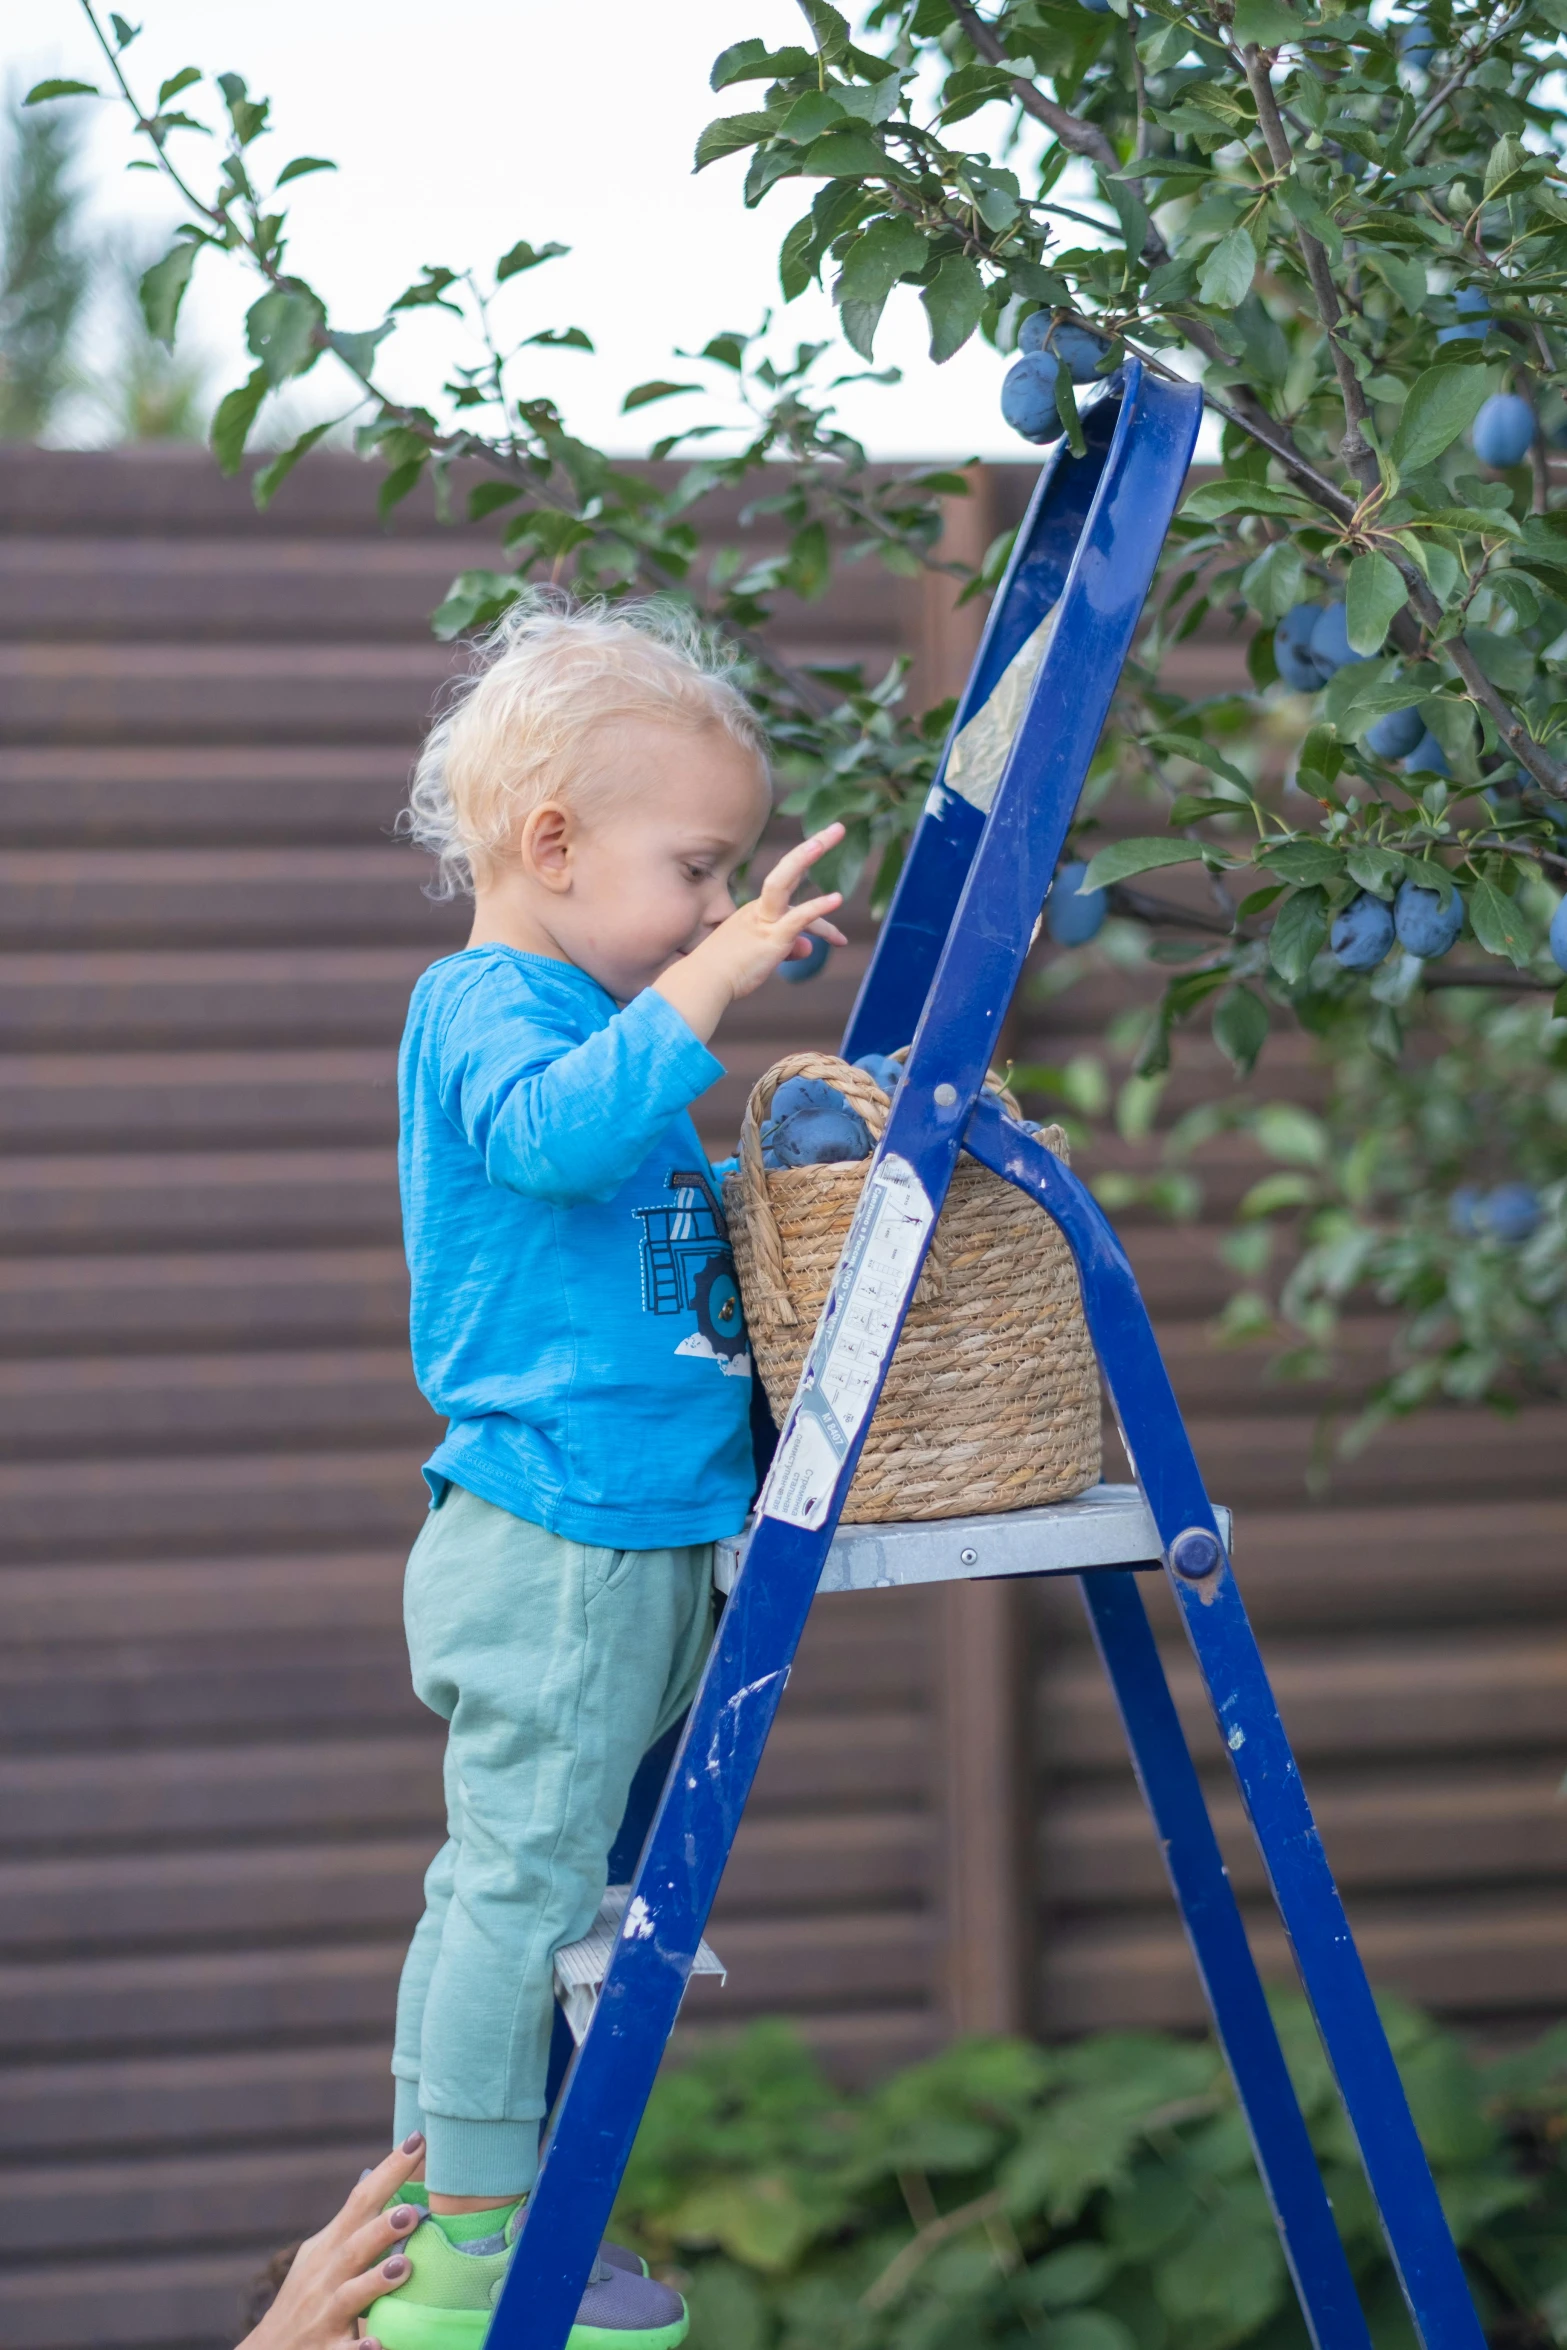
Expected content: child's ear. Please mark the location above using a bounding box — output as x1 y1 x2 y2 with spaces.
518 802 574 893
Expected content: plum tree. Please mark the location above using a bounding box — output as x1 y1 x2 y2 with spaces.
38 0 1567 1429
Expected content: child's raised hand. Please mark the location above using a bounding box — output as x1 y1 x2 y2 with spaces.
653 823 848 1043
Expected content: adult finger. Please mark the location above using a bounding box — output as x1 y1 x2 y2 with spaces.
332 2249 413 2323
333 2138 425 2236
759 825 843 911
332 2199 421 2282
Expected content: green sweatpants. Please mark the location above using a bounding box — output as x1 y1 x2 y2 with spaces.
391 1483 715 2197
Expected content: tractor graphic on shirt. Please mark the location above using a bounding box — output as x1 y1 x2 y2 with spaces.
635 1169 750 1376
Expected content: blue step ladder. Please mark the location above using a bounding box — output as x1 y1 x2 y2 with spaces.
491 359 1486 2350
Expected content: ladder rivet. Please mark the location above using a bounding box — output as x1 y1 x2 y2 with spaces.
1170 1527 1222 1580
960 1546 978 1565
933 1082 958 1107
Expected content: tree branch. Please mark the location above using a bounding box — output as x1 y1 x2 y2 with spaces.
1235 40 1379 494
1405 4 1532 163
948 0 1174 265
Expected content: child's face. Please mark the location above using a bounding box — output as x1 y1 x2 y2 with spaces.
517 718 772 1000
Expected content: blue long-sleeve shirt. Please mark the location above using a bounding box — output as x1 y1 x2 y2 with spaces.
398 945 755 1546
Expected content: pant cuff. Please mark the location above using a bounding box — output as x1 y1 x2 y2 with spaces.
424 2114 540 2199
392 2075 426 2149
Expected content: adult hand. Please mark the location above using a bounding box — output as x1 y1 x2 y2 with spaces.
653 823 848 1042
238 2135 426 2350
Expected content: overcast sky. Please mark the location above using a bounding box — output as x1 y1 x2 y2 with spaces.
4 0 1058 459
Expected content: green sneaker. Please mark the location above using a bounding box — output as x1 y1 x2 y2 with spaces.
382 2191 649 2279
365 2206 686 2350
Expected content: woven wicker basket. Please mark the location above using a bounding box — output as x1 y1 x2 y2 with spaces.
722 1052 1101 1525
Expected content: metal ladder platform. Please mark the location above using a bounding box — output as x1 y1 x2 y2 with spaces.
490 359 1487 2350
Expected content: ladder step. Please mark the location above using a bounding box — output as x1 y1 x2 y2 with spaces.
552 1886 726 2046
714 1481 1234 1597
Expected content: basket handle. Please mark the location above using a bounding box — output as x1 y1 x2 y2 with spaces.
733 1050 1027 1331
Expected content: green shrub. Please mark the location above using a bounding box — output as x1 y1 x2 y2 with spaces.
611 2002 1567 2350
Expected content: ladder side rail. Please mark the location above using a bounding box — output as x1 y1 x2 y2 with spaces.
964 1094 1485 2350
497 368 1202 2350
1080 1567 1373 2350
843 386 1125 1062
490 1518 841 2349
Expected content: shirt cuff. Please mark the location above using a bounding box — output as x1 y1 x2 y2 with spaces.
622 985 725 1099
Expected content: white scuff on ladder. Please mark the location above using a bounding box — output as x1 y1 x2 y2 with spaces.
552 1884 727 2045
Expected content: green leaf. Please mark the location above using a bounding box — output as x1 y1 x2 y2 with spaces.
836 215 927 311
522 326 593 352
210 365 269 475
711 38 815 89
496 238 568 280
157 66 201 104
467 482 523 522
1467 874 1533 966
785 519 831 600
1054 365 1086 459
694 112 777 171
245 286 325 386
1240 538 1306 625
252 419 336 511
23 79 100 103
801 127 898 178
1081 838 1206 891
779 89 848 144
1197 227 1257 310
1182 480 1312 523
1258 839 1344 885
1483 133 1539 203
779 214 818 301
1213 986 1270 1076
110 14 139 46
139 240 199 350
391 265 463 316
621 380 701 412
378 458 426 521
432 569 524 640
923 254 986 364
799 0 850 58
1391 365 1491 475
1268 886 1329 985
275 154 336 187
328 323 393 378
1232 0 1312 41
1346 551 1408 654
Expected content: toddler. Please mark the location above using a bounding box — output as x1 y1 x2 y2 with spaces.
365 594 845 2350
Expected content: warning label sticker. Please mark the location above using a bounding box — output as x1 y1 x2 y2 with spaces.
758 1152 935 1531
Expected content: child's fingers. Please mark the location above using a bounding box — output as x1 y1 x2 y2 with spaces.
786 918 848 956
759 825 844 911
778 890 843 937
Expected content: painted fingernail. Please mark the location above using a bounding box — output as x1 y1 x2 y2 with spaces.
389 2204 418 2229
400 2131 425 2153
382 2254 411 2281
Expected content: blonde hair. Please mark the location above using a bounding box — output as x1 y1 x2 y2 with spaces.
401 589 769 897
